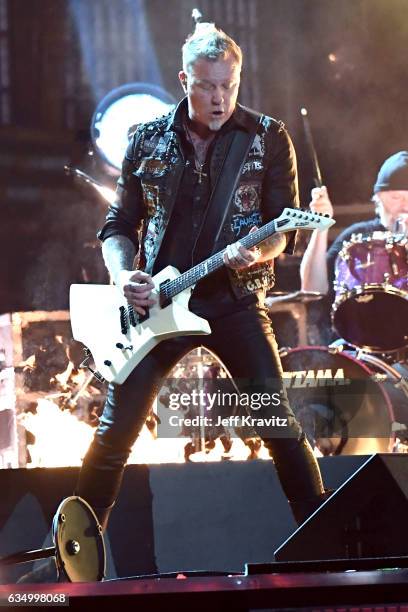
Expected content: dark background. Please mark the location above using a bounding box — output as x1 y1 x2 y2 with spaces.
1 0 407 313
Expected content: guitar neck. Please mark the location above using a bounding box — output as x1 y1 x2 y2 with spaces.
161 218 279 301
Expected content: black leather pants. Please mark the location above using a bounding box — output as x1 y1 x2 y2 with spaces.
76 306 325 514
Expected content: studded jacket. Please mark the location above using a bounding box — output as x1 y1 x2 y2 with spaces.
98 98 299 298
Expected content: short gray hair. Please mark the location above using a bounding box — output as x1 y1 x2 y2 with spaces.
182 22 242 73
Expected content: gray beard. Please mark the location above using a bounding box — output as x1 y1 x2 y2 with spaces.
208 118 224 131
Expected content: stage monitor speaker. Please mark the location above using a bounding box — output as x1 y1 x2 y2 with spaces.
274 453 408 561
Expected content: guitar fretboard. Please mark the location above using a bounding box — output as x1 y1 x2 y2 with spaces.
160 218 279 301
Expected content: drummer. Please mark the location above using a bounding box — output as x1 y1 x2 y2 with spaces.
300 151 408 296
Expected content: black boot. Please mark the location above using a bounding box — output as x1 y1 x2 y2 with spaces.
289 489 333 526
91 502 116 533
73 483 116 534
264 433 330 525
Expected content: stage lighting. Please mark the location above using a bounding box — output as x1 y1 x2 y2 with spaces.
91 83 176 171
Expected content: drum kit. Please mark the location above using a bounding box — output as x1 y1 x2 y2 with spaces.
332 231 408 352
268 229 408 456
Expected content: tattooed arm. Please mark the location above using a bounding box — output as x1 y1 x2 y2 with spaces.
98 128 153 315
102 235 155 316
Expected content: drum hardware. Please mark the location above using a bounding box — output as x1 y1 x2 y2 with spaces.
265 290 324 306
393 376 408 395
0 497 106 582
370 372 387 383
354 292 373 303
328 346 341 355
331 338 408 369
336 281 349 291
266 291 325 346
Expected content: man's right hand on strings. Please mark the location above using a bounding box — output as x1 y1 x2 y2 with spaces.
118 269 156 315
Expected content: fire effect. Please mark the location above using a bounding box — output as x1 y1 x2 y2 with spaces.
8 311 269 467
19 398 267 467
20 399 94 468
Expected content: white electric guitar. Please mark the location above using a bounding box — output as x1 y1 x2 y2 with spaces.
70 208 334 384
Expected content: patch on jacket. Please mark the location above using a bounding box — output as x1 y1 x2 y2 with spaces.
231 211 262 237
144 211 166 269
242 159 264 175
234 184 260 213
249 134 265 157
138 158 168 177
142 183 160 215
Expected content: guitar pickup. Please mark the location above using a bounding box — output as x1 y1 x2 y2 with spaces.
128 306 137 327
119 306 128 334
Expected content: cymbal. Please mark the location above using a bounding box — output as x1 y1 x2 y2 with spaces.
265 290 325 308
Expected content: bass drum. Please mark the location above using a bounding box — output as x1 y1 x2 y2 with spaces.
279 346 395 456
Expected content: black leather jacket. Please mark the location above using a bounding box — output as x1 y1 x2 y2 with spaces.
99 98 299 297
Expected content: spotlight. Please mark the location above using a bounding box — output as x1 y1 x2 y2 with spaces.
91 83 176 171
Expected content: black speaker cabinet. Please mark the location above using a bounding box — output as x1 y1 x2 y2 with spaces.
274 453 408 561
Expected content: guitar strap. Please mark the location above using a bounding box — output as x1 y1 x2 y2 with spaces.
191 111 263 264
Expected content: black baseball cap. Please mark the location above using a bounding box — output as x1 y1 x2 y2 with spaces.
373 151 408 193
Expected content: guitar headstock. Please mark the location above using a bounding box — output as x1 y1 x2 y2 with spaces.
275 208 335 233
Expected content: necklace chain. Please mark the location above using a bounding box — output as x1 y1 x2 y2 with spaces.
185 122 212 183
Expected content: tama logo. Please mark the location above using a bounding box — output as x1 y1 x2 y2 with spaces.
283 368 351 388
